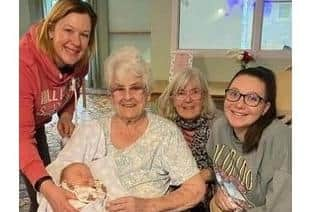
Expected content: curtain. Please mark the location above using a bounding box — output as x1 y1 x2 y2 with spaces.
87 0 109 89
87 0 101 89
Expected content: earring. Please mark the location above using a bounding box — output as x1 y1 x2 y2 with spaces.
48 30 54 40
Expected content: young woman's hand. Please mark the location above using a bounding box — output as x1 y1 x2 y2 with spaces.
214 187 241 211
107 196 156 212
57 112 75 138
40 180 78 212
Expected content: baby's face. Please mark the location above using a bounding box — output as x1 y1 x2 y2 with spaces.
62 164 95 187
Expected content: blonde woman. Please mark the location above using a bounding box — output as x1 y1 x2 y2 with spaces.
158 67 219 211
19 0 97 211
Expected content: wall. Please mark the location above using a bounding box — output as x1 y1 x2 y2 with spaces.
193 57 291 82
151 0 172 81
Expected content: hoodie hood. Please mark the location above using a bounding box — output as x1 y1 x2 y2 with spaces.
20 23 88 87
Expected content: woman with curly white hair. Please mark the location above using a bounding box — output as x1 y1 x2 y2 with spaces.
42 46 205 212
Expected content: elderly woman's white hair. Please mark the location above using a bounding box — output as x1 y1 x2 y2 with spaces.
158 67 217 120
104 46 152 93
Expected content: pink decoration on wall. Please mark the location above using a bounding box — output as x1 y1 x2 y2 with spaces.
169 50 193 81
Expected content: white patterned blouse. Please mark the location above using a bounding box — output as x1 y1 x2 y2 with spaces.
45 112 199 198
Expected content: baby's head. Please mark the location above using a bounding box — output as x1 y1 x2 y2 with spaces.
60 162 94 187
60 163 107 208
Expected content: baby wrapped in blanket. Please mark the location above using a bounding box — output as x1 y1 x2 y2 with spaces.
59 162 107 210
37 156 128 212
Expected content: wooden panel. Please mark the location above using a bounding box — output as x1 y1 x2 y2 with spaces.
276 68 291 116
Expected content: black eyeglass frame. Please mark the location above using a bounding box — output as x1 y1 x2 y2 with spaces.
224 88 266 107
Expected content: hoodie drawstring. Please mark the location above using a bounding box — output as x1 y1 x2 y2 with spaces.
71 77 78 125
61 78 78 147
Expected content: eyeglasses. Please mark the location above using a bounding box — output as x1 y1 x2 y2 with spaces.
174 88 203 101
225 88 265 107
110 85 146 97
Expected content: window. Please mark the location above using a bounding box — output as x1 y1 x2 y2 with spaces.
261 0 291 50
43 0 59 16
173 0 291 57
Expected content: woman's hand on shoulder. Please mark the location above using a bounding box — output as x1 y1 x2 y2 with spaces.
58 112 75 138
40 180 78 212
107 196 157 212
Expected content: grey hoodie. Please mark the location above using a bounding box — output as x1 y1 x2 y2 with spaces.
206 116 291 212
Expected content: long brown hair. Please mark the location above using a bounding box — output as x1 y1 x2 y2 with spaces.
228 66 277 153
37 0 97 67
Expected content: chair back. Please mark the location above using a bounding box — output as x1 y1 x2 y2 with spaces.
276 66 292 124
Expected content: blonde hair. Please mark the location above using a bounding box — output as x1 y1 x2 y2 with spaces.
158 67 217 120
104 46 152 93
37 0 97 67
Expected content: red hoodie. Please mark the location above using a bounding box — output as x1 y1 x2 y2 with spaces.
19 24 88 185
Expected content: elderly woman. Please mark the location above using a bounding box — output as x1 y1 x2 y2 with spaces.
41 46 205 212
207 67 291 211
157 67 219 212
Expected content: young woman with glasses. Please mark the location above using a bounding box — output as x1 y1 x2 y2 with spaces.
158 67 220 212
207 66 291 211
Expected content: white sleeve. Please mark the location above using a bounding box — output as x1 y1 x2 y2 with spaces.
160 125 199 186
46 120 106 184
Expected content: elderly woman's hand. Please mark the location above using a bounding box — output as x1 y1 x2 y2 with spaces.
214 187 241 212
107 196 157 212
57 112 75 138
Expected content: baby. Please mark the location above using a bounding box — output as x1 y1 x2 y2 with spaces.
38 158 128 212
59 162 108 210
